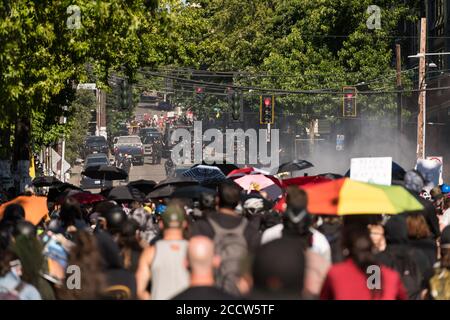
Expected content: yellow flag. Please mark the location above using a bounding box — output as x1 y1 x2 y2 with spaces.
29 155 36 179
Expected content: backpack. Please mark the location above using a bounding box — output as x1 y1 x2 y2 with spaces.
0 281 25 300
207 217 248 297
381 249 423 300
429 267 450 300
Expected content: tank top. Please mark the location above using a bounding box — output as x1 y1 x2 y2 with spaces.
151 240 189 300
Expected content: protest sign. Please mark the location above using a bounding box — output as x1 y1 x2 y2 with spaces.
350 157 392 185
426 156 443 185
416 158 442 188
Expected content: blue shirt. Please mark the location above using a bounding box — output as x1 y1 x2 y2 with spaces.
0 272 42 300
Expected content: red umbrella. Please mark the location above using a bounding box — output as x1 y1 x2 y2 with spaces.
281 175 331 188
227 167 255 177
70 192 105 205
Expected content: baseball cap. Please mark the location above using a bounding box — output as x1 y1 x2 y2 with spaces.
161 205 185 228
431 186 444 200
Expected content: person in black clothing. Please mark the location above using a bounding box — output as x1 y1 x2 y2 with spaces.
94 230 137 299
317 216 344 264
190 181 260 251
117 219 143 273
0 204 25 250
406 213 437 266
376 214 430 299
248 237 305 300
172 236 235 300
404 170 440 239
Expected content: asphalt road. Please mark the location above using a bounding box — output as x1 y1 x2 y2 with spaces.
69 156 167 189
69 105 168 189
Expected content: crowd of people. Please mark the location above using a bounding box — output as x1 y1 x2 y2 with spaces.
0 168 450 300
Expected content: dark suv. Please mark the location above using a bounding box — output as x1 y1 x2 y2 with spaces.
83 136 109 157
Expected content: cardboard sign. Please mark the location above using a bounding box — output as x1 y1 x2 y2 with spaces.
426 156 443 185
350 157 392 185
416 158 442 188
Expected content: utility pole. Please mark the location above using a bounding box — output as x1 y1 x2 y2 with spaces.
417 17 427 160
396 44 402 132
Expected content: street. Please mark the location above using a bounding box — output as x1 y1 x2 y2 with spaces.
69 156 167 188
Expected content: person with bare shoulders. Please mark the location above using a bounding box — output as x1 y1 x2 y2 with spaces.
136 204 189 300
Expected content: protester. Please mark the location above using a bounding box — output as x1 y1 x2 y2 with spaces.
0 249 42 300
117 219 143 273
440 197 450 231
376 215 429 299
172 236 235 300
190 181 260 296
423 225 450 300
248 238 305 299
261 186 332 263
404 170 440 239
406 213 437 266
95 229 137 299
10 234 56 300
317 216 345 263
0 204 26 250
57 230 106 299
368 223 386 253
320 226 407 300
54 197 88 238
136 204 189 300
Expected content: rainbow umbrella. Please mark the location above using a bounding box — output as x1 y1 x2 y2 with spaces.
301 178 424 215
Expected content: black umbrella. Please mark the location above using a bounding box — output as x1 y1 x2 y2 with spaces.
47 183 83 203
147 185 176 199
32 176 62 187
154 176 199 189
172 185 216 199
81 165 128 181
108 186 144 202
192 162 239 176
127 179 156 194
147 176 199 199
276 159 314 174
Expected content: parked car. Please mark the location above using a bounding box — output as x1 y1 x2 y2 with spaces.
82 136 109 158
139 127 160 140
80 153 113 189
113 135 144 166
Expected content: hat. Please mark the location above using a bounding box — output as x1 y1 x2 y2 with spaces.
430 186 444 200
441 225 450 248
161 205 185 228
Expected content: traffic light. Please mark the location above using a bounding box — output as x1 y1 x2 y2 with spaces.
342 87 357 117
119 79 132 109
260 95 274 124
194 86 205 102
227 88 243 122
